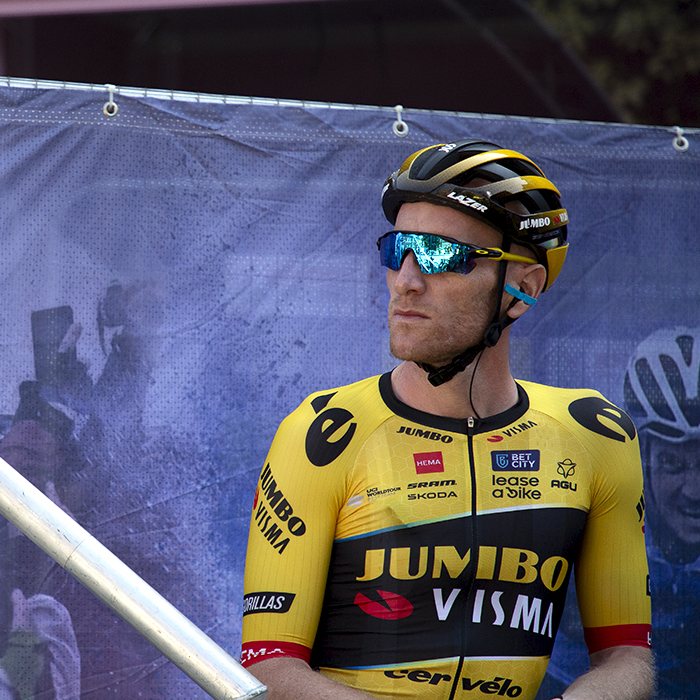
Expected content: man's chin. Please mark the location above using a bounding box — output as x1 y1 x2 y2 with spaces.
390 341 451 368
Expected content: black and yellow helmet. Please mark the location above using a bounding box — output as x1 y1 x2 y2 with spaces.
381 139 569 291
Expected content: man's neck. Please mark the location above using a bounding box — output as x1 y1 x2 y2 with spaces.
390 353 519 420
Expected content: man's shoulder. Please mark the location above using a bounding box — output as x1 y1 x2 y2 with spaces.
304 374 384 406
518 379 608 404
271 374 390 468
519 379 638 446
280 374 389 428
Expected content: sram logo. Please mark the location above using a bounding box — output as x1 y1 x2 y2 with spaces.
407 479 457 489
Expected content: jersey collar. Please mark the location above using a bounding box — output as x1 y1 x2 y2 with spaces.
378 371 530 435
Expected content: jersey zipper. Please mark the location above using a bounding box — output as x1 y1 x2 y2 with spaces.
448 416 479 700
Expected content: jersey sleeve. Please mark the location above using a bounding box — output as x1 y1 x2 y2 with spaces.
240 390 359 668
572 402 652 654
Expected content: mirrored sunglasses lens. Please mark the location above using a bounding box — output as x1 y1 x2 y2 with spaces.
378 233 400 270
414 235 465 274
379 232 477 275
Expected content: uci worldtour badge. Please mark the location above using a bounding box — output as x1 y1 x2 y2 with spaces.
491 450 540 472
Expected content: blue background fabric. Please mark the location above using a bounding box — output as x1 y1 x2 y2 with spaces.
0 84 697 699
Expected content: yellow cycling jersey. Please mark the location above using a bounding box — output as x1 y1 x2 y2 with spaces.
242 373 651 699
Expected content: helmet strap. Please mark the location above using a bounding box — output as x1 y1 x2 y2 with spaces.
418 342 486 387
417 239 517 387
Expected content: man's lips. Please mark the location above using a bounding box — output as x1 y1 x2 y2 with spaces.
392 308 429 320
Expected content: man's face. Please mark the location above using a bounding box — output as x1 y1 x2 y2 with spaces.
646 434 700 546
387 201 504 366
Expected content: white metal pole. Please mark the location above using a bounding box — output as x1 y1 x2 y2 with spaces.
0 456 266 700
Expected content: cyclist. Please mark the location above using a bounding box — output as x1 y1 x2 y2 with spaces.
241 140 653 700
624 326 700 696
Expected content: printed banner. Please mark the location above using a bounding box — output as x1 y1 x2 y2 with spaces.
0 85 696 698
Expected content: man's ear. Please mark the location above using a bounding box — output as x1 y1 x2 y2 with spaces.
506 264 547 319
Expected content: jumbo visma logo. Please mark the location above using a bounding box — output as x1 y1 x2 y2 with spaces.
305 392 357 466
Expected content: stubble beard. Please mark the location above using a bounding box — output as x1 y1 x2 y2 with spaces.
388 307 493 367
388 275 500 367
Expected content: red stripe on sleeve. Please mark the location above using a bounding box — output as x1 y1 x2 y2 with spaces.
584 624 652 654
241 641 312 667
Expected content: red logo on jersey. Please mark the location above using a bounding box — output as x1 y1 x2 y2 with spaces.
414 451 444 474
487 435 504 443
354 590 413 620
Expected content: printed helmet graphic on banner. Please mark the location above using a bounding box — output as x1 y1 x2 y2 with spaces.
624 326 700 442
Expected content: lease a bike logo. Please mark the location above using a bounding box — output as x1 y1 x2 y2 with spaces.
305 392 357 466
491 450 540 472
354 590 413 620
568 397 636 442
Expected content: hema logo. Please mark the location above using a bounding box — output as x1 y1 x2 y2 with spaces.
413 451 444 474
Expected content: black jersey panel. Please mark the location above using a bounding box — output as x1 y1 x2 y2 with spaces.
312 506 587 668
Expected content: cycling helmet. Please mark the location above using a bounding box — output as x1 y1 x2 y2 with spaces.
381 139 569 291
623 327 700 442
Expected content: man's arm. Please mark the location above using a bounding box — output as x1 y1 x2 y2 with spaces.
557 646 654 700
248 657 376 700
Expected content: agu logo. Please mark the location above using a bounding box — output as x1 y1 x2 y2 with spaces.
413 451 444 474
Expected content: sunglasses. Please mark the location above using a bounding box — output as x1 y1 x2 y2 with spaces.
377 231 537 275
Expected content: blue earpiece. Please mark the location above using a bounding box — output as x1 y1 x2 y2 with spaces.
504 283 537 306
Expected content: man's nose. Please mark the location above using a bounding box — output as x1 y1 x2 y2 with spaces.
393 251 427 293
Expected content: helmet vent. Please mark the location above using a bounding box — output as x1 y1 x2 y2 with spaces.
636 358 675 422
410 148 441 180
660 353 700 427
676 334 694 366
